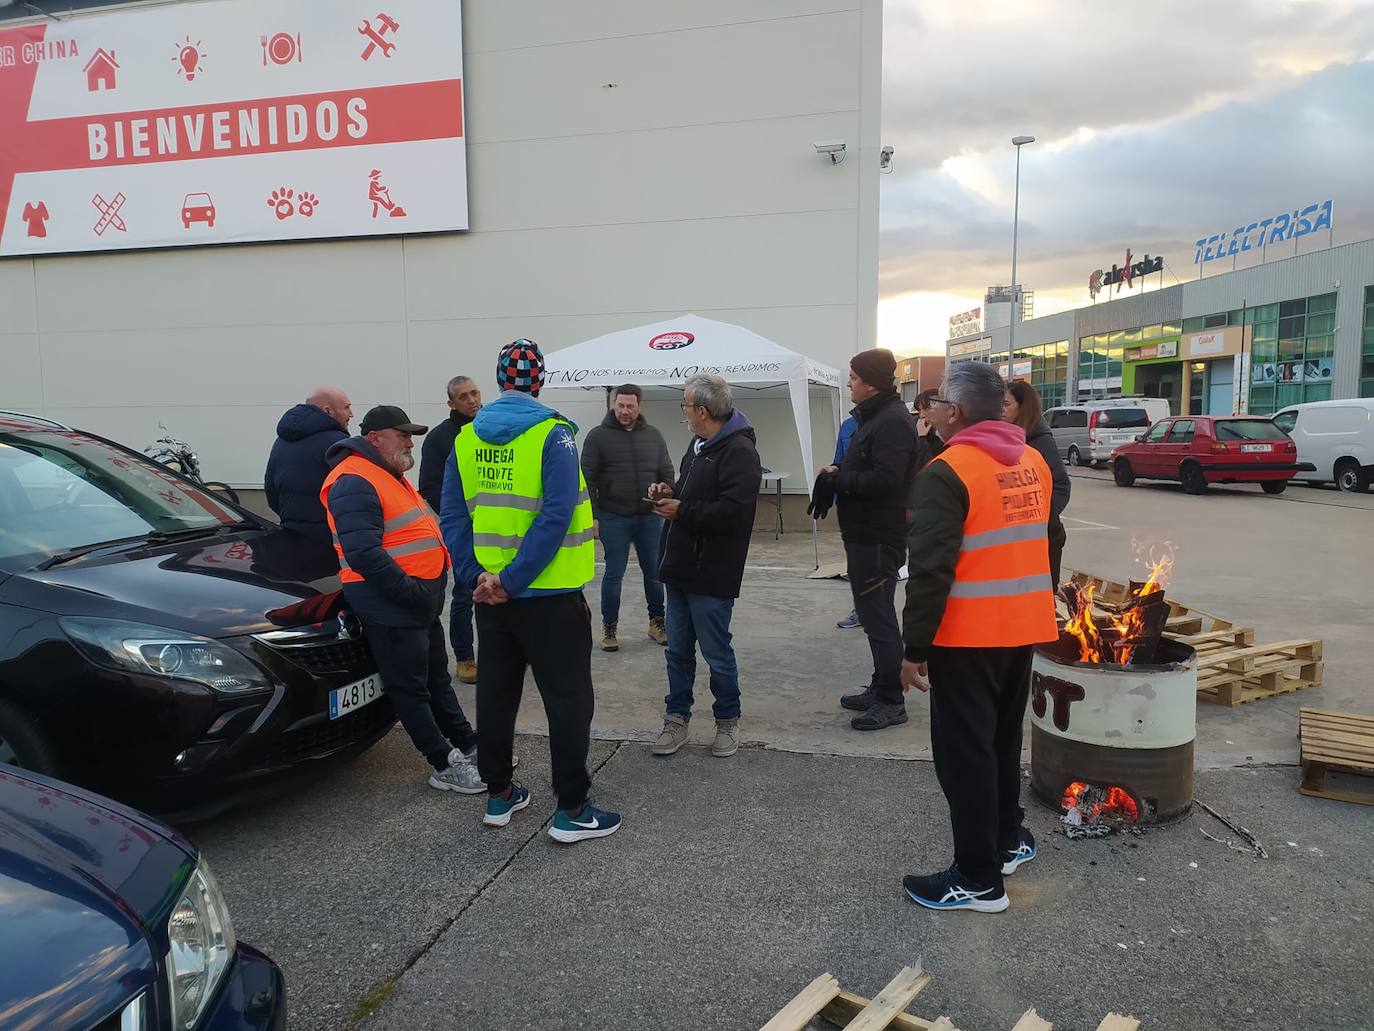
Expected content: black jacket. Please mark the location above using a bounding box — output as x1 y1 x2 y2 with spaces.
324 437 447 628
264 404 348 543
657 410 762 599
833 391 919 545
418 409 473 514
581 410 675 518
1025 419 1071 522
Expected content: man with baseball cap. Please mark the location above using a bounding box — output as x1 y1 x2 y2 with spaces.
321 404 485 793
440 340 621 844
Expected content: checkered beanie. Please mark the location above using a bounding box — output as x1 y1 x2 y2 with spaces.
497 338 545 396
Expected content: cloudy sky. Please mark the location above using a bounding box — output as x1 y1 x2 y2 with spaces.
876 0 1374 354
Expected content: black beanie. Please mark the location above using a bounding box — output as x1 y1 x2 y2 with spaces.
850 348 897 390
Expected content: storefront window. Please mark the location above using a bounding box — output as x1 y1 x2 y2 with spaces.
1362 286 1374 398
1248 291 1340 414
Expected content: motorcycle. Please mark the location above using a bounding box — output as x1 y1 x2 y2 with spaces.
144 425 240 504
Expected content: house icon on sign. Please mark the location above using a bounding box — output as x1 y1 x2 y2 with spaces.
84 48 119 91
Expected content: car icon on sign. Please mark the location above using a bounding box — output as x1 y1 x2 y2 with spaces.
181 192 216 228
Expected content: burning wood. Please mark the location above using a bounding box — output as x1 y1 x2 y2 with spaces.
1062 553 1174 665
1061 781 1140 839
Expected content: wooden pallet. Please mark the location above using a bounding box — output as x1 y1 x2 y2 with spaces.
1195 640 1324 706
762 965 1140 1031
1299 708 1374 805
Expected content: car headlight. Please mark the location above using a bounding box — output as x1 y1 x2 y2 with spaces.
167 859 237 1031
60 617 272 695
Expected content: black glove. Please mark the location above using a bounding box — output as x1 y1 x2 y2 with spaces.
807 471 835 520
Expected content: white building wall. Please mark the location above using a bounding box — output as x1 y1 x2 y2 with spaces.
0 0 882 487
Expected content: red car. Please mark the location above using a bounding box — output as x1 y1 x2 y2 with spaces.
1110 415 1309 495
181 191 215 228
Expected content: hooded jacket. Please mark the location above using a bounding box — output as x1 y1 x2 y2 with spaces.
657 409 762 599
439 391 583 599
417 409 474 514
581 409 675 518
1025 416 1071 586
324 436 447 628
264 403 348 543
901 420 1050 661
832 390 919 545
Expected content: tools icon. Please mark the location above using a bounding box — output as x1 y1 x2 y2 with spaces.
262 32 302 65
359 12 399 60
92 192 127 236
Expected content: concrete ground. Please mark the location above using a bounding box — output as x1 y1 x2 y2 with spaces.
182 472 1374 1029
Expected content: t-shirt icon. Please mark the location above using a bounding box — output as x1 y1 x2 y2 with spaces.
22 202 50 238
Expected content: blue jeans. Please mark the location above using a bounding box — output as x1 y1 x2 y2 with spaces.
449 577 475 662
598 512 664 625
664 584 741 720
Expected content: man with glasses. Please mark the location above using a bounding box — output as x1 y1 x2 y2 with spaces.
647 373 762 759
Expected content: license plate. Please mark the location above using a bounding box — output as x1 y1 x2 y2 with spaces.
1240 443 1272 453
329 674 384 720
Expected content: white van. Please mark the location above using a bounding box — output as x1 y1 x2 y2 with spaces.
1272 398 1374 492
1045 397 1173 467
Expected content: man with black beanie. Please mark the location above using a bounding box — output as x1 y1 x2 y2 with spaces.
815 348 919 731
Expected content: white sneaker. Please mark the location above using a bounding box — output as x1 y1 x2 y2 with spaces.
428 754 485 794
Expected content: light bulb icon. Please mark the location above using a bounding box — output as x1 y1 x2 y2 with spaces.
174 37 205 80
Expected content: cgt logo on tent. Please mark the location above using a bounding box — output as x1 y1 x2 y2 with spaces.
648 331 694 351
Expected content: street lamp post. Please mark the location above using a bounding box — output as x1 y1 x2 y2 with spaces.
1007 135 1036 377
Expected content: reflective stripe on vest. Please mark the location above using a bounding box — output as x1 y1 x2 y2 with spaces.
320 454 448 584
931 440 1059 648
454 418 595 590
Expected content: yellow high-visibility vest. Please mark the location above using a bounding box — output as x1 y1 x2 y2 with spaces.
454 418 594 590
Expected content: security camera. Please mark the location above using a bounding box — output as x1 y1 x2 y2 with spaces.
879 145 894 172
813 140 847 164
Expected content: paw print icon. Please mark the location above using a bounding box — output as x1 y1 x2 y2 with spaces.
297 191 319 217
267 187 294 220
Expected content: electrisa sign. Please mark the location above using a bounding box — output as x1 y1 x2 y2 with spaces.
1194 200 1333 265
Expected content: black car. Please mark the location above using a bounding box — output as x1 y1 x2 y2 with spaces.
0 412 395 809
0 763 285 1029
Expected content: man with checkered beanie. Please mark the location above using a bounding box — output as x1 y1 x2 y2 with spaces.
439 339 622 843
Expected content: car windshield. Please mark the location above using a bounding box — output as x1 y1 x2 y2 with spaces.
1215 419 1288 441
1096 408 1150 428
0 427 240 571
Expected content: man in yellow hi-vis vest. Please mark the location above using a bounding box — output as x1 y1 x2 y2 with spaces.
440 340 621 844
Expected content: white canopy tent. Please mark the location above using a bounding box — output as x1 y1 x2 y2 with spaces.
544 314 844 487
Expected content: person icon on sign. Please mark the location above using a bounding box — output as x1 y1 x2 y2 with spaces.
22 201 50 238
367 169 407 219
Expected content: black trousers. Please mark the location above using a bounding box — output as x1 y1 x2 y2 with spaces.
364 618 476 770
475 591 594 811
845 539 906 705
927 644 1034 888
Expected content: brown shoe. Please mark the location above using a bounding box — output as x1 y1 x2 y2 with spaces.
601 622 619 652
647 616 667 646
455 660 478 685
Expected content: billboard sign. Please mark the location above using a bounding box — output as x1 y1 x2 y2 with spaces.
948 336 992 358
948 306 982 337
1193 199 1333 265
0 0 466 256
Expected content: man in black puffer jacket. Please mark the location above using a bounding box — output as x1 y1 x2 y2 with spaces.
264 387 351 543
819 349 919 732
581 384 676 652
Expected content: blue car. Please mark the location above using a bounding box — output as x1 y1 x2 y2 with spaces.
0 764 285 1030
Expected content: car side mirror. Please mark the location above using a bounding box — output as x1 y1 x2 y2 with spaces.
1135 433 1146 442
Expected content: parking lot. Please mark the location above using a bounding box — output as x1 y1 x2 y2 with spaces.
183 471 1374 1029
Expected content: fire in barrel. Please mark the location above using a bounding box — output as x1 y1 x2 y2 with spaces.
1031 558 1197 831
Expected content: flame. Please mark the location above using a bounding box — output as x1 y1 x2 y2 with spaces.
1064 547 1176 664
1061 781 1140 823
1064 584 1105 663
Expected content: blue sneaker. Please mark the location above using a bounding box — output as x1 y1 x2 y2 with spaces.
548 800 622 844
1001 827 1036 875
483 782 530 827
903 865 1008 913
836 609 863 630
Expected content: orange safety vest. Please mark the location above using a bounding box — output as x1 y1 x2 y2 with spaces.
320 454 448 584
931 441 1058 649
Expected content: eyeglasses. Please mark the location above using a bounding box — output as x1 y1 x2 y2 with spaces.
679 402 705 411
925 397 954 407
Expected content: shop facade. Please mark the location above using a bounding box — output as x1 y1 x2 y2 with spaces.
946 237 1374 416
